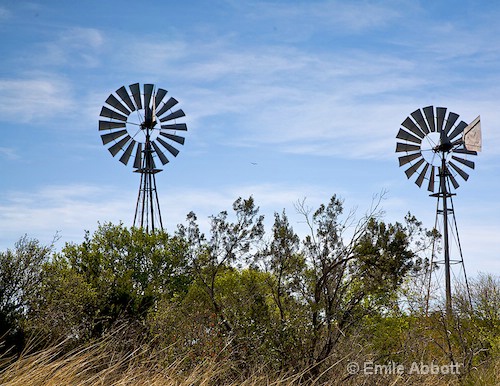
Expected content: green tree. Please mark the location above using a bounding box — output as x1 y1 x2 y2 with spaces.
177 196 265 334
0 236 52 352
31 223 190 340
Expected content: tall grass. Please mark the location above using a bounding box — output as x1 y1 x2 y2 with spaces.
1 331 496 386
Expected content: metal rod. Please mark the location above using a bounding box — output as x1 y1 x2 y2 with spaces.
440 157 452 316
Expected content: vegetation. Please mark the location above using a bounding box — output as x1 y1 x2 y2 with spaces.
0 196 498 385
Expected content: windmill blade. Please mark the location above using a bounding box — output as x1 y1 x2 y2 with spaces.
436 107 446 132
160 132 185 145
404 158 425 179
451 155 474 169
100 106 128 121
129 83 142 110
448 172 460 189
157 137 180 157
101 129 128 145
116 86 136 112
449 161 469 181
119 140 136 165
133 143 143 169
415 163 430 187
401 117 425 139
144 84 154 110
151 141 170 165
105 94 131 116
423 106 436 132
444 112 459 134
159 109 185 122
396 128 422 144
161 123 188 131
99 120 126 130
156 97 179 117
411 108 430 134
454 148 477 156
399 152 421 166
448 120 467 142
396 142 420 153
428 166 435 192
108 135 131 156
155 88 168 108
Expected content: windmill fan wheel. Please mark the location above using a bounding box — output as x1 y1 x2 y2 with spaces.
98 83 187 169
395 105 478 192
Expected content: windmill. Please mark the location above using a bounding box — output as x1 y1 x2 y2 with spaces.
99 83 187 232
395 106 481 315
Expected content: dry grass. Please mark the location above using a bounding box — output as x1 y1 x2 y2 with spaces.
0 333 497 386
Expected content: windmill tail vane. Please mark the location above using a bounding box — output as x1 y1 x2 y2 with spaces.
98 83 188 232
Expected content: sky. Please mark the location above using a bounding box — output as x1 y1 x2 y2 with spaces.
0 0 498 278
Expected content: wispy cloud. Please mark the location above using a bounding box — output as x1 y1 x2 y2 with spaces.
0 147 19 160
0 76 75 123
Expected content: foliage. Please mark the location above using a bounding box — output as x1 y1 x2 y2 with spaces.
0 195 497 385
0 236 52 352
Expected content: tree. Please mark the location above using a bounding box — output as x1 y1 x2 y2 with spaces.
295 195 419 374
177 196 265 334
29 223 190 341
0 236 52 352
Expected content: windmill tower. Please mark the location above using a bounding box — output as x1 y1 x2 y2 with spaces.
395 106 481 315
99 83 187 232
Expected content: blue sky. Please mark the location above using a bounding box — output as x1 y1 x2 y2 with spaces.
0 0 498 277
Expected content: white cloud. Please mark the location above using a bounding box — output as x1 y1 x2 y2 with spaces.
0 76 74 123
0 147 19 160
38 27 104 68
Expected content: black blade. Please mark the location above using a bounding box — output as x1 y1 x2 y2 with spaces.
405 158 425 179
133 143 142 169
415 163 430 187
401 117 425 139
108 135 131 156
144 84 154 109
448 172 460 189
99 120 126 130
151 141 169 165
436 107 446 132
396 142 420 153
157 137 180 157
160 132 185 145
129 83 142 110
454 148 477 156
449 161 469 181
116 86 136 112
105 94 131 116
451 155 474 169
155 88 168 108
119 140 136 165
428 166 435 192
101 129 128 145
161 123 188 131
444 112 459 134
423 106 436 132
159 109 185 122
448 120 467 141
396 128 422 144
411 108 430 134
100 106 127 121
156 97 179 117
399 152 422 166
